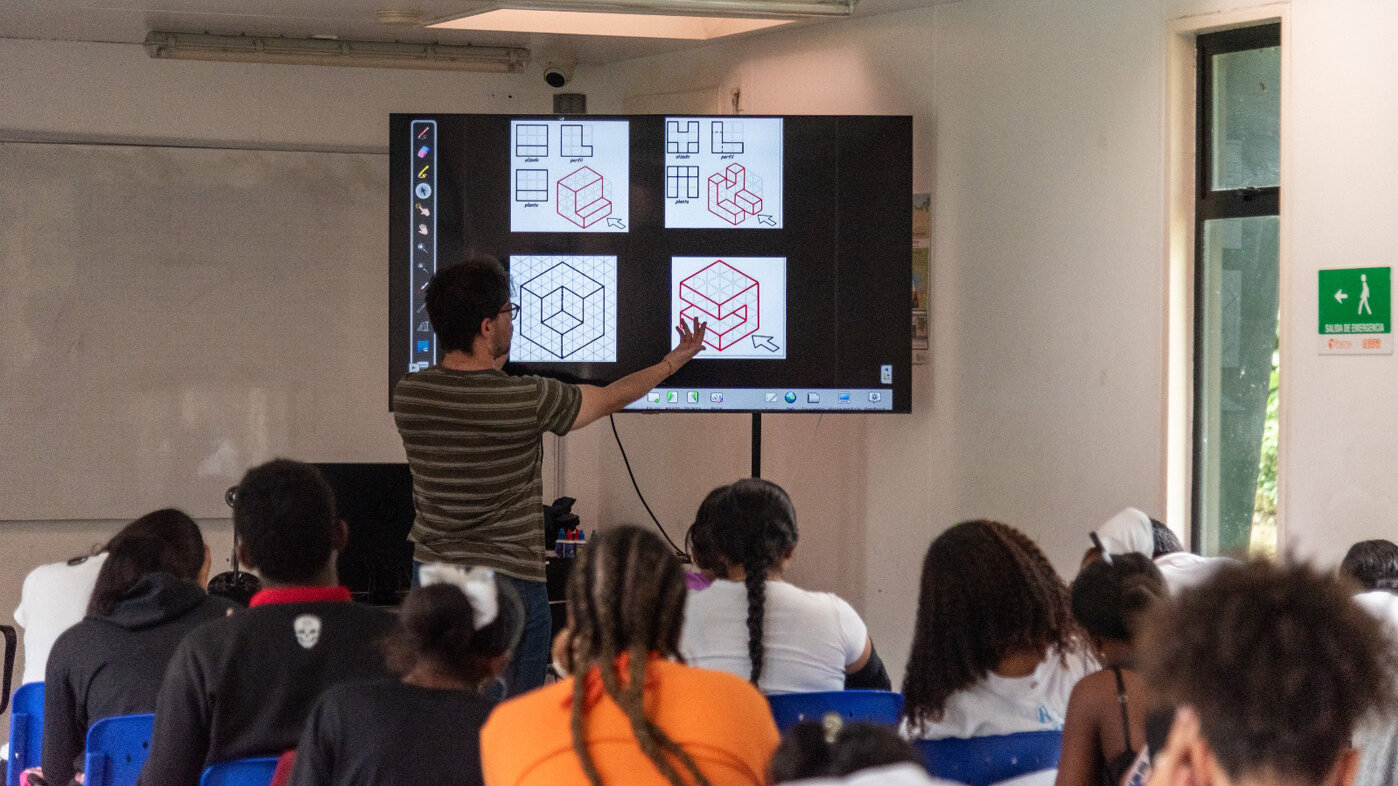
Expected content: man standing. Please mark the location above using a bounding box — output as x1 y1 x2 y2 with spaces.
393 255 705 695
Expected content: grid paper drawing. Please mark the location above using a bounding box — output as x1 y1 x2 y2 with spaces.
711 120 744 154
707 163 763 225
666 166 700 199
667 120 700 154
512 255 617 362
516 124 549 157
556 166 612 228
516 169 549 202
679 260 760 351
561 124 594 157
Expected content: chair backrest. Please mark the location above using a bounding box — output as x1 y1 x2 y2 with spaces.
5 682 44 786
917 730 1064 786
199 756 281 786
83 713 156 786
766 689 904 732
0 625 15 714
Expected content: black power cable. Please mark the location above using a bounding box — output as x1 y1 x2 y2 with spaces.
608 414 685 555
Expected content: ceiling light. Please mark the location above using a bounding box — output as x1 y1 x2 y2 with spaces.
429 0 857 40
144 31 530 73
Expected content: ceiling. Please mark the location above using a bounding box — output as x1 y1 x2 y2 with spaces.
0 0 948 65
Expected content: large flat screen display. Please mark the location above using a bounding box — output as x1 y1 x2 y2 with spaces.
389 114 912 413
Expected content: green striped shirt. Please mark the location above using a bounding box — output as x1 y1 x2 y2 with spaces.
393 367 581 582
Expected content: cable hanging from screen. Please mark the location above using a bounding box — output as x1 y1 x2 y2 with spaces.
608 414 685 556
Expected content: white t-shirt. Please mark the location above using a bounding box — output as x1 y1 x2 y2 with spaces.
680 579 868 694
1153 552 1231 594
903 647 1098 740
12 552 108 684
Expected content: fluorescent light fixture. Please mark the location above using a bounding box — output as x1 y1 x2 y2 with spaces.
144 31 530 73
429 0 858 40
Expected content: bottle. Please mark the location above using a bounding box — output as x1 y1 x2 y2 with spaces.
576 529 586 553
555 528 567 559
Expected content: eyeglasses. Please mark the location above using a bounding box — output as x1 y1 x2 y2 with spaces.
499 302 521 319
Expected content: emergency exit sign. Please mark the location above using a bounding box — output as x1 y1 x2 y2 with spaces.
1319 267 1392 355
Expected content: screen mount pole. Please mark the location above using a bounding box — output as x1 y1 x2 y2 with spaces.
751 413 762 478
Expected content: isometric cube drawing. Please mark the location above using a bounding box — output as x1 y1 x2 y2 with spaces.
556 166 612 228
707 163 763 226
679 260 760 351
520 263 606 358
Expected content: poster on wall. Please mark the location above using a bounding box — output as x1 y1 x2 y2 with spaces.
912 193 931 364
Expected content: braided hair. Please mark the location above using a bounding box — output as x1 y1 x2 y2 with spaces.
901 520 1080 735
692 478 799 686
565 526 712 786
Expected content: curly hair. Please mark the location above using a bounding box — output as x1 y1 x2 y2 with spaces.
424 255 511 354
690 478 799 685
382 579 523 687
1070 552 1166 643
901 520 1079 734
1142 560 1398 784
565 526 711 786
232 459 336 584
1340 539 1398 592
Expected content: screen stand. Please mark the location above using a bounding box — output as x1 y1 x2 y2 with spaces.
751 413 762 478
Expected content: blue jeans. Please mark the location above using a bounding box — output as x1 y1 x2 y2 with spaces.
413 562 551 698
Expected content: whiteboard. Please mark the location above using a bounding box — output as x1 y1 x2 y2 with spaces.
0 142 405 520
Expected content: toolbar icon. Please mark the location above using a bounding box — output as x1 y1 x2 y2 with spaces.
415 183 432 199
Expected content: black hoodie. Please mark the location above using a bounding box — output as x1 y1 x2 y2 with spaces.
41 572 235 786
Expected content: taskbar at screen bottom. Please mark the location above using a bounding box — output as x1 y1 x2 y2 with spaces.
624 388 894 412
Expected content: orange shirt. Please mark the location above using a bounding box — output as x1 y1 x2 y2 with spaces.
481 658 779 786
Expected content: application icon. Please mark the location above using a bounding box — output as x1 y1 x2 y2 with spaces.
784 392 797 404
869 392 883 403
417 321 431 332
807 393 820 403
415 182 432 199
417 125 430 139
666 391 679 403
764 393 779 402
417 145 431 159
880 364 893 384
839 392 851 403
687 391 700 404
418 224 429 236
710 392 724 403
417 164 430 178
647 391 661 403
416 339 430 352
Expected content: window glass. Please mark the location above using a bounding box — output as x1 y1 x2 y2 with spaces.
1210 46 1281 190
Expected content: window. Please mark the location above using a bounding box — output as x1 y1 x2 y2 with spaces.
1193 24 1281 557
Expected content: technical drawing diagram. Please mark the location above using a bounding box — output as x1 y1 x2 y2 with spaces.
671 256 786 359
516 169 548 202
666 166 699 199
516 124 549 157
556 166 612 228
511 119 629 233
707 163 762 225
711 120 744 154
667 120 700 154
663 116 782 230
510 255 617 362
560 124 594 157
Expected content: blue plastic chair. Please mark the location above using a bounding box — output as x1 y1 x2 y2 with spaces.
199 755 280 786
917 730 1063 786
766 689 904 732
5 682 44 786
83 713 155 786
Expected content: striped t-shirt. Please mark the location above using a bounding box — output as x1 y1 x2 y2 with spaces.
393 367 581 582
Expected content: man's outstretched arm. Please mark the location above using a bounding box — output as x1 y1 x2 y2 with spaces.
572 317 707 430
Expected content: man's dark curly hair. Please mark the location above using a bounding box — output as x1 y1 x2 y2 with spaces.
901 520 1080 734
233 458 337 584
1142 560 1398 784
424 255 511 354
1340 539 1398 592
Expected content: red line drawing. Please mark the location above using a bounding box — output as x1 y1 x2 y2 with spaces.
679 260 760 351
706 163 763 226
557 166 612 228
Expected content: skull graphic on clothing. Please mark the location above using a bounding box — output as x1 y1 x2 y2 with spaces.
293 614 322 649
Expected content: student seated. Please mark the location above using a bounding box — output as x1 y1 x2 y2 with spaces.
481 525 780 786
901 520 1097 740
138 459 396 786
1143 560 1396 786
769 721 954 785
1054 554 1165 786
34 510 234 786
288 566 522 786
1088 508 1226 593
678 478 887 693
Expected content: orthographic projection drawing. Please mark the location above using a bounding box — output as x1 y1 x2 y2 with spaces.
511 255 618 362
663 117 782 229
511 119 629 233
672 256 787 359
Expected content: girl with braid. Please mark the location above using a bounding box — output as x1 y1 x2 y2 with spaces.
481 525 779 786
901 520 1097 741
679 479 884 694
